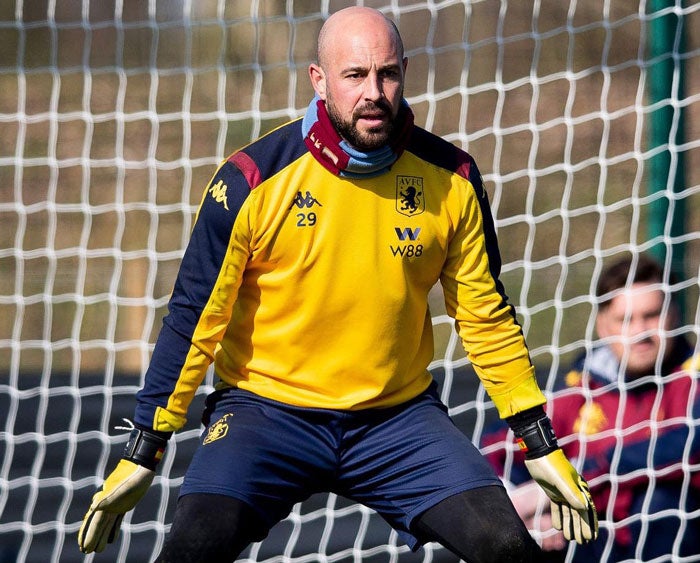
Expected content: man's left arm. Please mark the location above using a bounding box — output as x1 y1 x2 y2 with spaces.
441 155 597 544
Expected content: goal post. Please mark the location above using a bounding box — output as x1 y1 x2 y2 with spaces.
1 1 699 562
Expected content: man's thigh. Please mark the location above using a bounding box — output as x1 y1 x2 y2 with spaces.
155 494 268 563
180 388 339 527
337 385 502 548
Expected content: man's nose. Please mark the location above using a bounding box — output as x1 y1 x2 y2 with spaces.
363 73 383 101
623 316 655 339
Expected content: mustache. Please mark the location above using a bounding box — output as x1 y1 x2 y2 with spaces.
353 100 392 118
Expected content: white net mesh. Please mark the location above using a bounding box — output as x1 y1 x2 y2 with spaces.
1 1 699 562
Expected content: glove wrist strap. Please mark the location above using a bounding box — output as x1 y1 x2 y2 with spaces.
123 428 167 471
506 406 559 460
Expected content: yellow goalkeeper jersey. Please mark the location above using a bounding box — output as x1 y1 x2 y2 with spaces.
135 119 545 433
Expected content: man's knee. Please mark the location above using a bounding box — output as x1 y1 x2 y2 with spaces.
413 486 542 563
487 528 542 563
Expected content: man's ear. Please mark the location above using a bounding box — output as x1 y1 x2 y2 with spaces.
308 63 327 100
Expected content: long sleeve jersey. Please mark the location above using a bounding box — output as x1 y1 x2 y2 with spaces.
134 117 545 433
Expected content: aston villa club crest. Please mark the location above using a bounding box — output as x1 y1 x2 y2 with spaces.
203 413 233 444
396 175 425 216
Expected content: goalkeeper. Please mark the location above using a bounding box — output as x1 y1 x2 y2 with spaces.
78 6 597 562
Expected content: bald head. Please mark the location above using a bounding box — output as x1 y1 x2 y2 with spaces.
316 7 404 69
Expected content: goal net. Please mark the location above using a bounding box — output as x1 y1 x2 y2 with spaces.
1 1 699 562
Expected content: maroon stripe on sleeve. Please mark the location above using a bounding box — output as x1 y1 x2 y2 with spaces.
228 151 262 189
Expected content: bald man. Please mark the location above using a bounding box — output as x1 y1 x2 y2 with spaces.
78 8 597 562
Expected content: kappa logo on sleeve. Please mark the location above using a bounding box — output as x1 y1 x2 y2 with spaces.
203 413 233 444
208 179 230 210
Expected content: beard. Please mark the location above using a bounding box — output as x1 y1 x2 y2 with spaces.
326 96 402 152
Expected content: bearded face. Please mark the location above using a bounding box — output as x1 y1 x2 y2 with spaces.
325 93 400 151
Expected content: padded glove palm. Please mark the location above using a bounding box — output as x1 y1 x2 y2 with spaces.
78 459 154 553
78 427 167 554
525 449 598 543
507 406 598 545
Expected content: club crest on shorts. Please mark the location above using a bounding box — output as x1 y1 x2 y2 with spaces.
203 413 233 444
396 175 425 216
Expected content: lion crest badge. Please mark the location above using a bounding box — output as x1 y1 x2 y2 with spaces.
396 175 425 216
203 413 233 445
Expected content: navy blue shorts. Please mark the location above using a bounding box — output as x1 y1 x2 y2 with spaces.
180 382 502 549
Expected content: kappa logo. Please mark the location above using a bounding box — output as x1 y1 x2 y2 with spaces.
289 190 322 209
209 179 230 210
203 413 233 444
396 175 425 216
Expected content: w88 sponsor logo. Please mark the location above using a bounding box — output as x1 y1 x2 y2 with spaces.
390 227 423 257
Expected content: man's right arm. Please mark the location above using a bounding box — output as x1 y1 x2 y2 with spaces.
134 159 253 434
78 158 254 554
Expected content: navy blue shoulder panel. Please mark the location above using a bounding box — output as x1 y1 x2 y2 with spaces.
406 126 481 184
232 118 308 188
174 118 308 307
135 118 309 428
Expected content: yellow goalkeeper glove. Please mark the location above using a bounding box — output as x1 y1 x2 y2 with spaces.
507 407 598 544
78 428 167 554
524 449 597 543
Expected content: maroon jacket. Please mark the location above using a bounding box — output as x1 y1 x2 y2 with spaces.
482 338 700 546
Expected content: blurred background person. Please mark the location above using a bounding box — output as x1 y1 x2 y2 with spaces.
482 253 700 561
